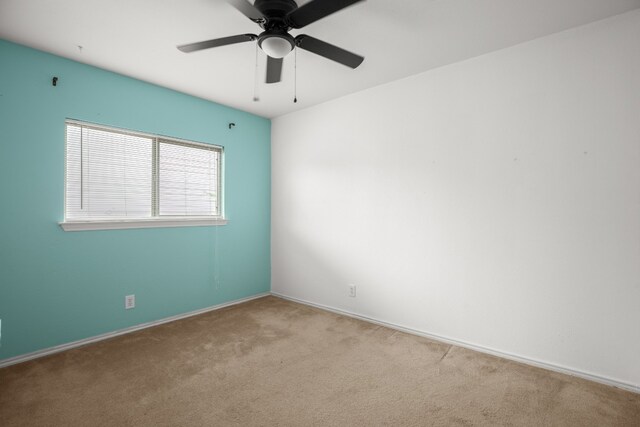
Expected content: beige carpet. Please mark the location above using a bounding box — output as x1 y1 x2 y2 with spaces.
1 296 638 426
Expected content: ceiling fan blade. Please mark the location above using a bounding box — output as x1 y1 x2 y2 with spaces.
287 0 364 29
295 35 364 69
228 0 265 22
177 34 257 53
266 56 283 84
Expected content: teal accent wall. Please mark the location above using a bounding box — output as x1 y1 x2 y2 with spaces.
0 40 271 360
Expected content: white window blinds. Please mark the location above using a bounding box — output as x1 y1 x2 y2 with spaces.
65 124 153 220
158 140 220 216
64 121 222 222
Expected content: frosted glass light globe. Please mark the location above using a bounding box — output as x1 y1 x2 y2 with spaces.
260 36 293 58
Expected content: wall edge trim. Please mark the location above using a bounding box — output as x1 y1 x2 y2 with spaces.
271 292 639 394
0 292 270 369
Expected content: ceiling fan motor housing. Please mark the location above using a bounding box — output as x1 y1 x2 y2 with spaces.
254 0 298 58
254 0 298 28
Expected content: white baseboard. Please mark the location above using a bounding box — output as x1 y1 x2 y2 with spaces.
0 293 270 369
271 292 639 394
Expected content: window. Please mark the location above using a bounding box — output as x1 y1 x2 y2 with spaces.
61 120 225 231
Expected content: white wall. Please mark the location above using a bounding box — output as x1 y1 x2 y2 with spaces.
271 10 640 389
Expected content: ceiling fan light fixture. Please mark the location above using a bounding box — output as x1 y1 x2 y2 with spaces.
177 0 366 85
259 34 294 59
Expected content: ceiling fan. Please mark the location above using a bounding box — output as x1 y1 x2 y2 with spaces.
177 0 365 84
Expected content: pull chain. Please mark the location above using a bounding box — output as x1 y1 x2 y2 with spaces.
293 46 298 103
253 41 260 102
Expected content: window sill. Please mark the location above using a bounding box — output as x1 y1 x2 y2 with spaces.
59 217 228 232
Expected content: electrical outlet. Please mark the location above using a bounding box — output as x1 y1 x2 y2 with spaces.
125 294 135 310
348 284 357 298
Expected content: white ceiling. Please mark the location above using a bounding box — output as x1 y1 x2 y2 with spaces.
1 0 639 118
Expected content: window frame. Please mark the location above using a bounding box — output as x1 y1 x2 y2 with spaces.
60 119 227 231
